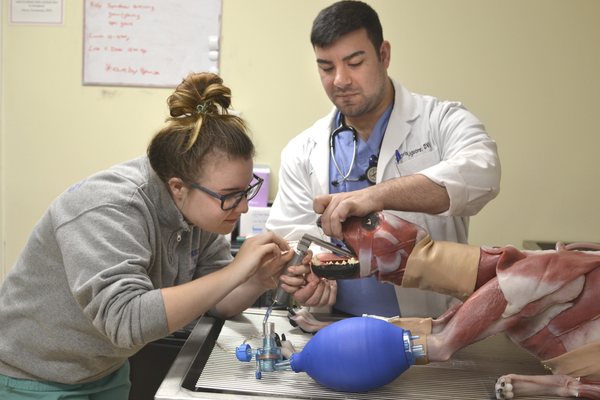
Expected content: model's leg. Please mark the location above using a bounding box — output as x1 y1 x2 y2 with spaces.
495 374 600 399
426 278 512 361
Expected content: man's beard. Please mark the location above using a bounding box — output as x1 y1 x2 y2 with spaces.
335 98 373 118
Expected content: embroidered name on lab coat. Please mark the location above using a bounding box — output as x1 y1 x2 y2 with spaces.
397 141 433 163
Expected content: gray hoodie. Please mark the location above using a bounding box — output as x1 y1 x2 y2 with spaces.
0 156 232 383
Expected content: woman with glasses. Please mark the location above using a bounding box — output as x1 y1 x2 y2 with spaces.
0 72 301 399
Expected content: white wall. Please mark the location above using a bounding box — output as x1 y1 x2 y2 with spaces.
0 1 4 277
2 0 600 279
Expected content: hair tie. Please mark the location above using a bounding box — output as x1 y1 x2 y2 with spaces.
196 103 207 114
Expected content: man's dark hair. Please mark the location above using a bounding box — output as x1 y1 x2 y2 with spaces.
311 1 383 52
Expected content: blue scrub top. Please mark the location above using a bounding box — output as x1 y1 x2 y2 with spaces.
328 107 400 318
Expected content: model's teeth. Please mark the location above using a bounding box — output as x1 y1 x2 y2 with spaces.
322 257 358 265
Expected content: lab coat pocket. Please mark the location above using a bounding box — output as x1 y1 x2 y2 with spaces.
397 151 440 175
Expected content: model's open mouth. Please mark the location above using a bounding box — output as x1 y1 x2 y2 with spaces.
311 253 360 280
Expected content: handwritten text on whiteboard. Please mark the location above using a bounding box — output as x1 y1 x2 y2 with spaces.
83 0 221 87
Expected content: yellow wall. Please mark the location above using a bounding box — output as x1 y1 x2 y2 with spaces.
2 0 600 278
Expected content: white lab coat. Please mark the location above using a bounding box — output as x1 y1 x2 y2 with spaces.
267 81 501 317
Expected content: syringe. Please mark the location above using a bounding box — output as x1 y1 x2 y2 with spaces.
262 233 355 324
263 239 311 324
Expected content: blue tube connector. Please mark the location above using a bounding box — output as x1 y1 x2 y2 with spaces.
236 321 289 379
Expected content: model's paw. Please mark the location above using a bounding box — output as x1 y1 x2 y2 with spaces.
495 375 515 399
287 307 331 333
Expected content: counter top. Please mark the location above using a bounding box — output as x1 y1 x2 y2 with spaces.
155 308 562 400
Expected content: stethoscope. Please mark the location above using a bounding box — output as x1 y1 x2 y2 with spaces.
329 113 378 187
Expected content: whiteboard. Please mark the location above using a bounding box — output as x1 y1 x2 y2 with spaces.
83 0 221 88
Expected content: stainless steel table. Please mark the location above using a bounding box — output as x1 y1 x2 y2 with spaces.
155 308 562 400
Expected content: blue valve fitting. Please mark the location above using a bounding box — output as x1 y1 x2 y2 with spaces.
235 321 289 379
235 343 252 362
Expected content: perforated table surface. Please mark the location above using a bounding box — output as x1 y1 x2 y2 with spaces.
155 308 563 400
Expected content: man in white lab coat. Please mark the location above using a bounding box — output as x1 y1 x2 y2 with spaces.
267 0 500 318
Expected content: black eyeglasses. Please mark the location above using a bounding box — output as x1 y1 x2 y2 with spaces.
188 174 264 211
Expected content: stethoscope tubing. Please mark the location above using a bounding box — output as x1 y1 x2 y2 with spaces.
329 122 358 184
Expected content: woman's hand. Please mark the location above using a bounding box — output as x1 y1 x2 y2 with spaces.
279 251 337 307
293 274 337 307
233 232 292 288
252 245 294 290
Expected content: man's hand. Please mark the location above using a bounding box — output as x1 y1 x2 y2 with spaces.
314 188 382 239
314 175 450 239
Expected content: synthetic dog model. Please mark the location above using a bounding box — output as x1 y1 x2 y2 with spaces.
305 212 600 399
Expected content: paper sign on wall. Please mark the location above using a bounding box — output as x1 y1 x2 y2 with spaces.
10 0 64 25
83 0 221 88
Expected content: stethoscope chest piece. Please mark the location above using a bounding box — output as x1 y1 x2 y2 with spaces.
365 155 378 184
